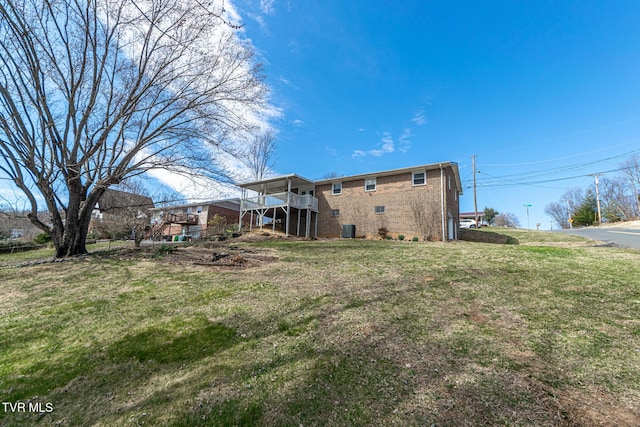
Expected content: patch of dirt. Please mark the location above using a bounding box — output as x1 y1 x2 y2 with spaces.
557 388 640 426
83 239 280 269
165 244 279 269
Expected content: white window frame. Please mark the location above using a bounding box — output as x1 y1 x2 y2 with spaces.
412 171 426 186
374 205 385 214
332 182 342 195
364 177 376 192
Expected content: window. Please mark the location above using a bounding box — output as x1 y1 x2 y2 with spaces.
330 209 340 217
196 205 203 213
375 205 385 214
332 182 342 195
412 171 426 186
364 178 376 192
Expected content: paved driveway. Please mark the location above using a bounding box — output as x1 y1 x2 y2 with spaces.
559 227 640 249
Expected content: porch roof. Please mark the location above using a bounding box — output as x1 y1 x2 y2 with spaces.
237 174 315 194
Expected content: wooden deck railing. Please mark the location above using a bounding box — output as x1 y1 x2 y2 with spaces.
242 192 318 211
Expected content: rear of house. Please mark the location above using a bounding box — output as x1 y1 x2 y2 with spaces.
238 162 462 241
149 199 240 241
315 163 462 241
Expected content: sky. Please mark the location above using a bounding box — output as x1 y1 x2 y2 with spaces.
227 0 640 229
2 1 640 229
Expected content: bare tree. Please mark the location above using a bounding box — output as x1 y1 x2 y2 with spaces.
598 176 636 222
494 212 520 228
0 0 266 257
244 129 277 180
321 172 343 180
545 187 584 229
619 154 640 218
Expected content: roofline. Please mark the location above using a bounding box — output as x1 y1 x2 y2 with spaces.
148 197 240 212
315 161 463 194
237 173 315 188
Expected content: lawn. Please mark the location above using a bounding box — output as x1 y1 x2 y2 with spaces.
1 230 639 426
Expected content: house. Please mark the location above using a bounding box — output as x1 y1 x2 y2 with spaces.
460 211 486 226
89 189 155 239
238 162 463 241
148 198 241 241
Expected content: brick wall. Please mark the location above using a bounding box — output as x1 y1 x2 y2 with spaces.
316 168 456 241
206 204 239 228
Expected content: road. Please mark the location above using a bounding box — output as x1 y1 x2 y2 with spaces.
559 227 640 249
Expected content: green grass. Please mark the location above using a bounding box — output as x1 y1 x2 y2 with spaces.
1 232 640 425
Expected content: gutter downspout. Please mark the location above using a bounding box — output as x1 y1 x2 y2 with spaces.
440 164 446 241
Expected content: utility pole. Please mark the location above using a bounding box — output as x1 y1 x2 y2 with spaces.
589 173 603 225
565 199 573 229
523 204 532 229
472 155 478 228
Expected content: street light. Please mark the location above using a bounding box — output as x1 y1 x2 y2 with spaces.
523 204 532 229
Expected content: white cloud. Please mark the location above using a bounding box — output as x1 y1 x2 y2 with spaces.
292 119 304 127
352 132 395 158
252 14 268 32
260 0 275 14
411 110 427 126
398 128 412 153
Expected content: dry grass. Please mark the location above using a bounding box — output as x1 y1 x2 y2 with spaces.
1 231 640 426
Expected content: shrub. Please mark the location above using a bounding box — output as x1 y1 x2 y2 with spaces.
152 244 175 258
385 235 392 240
412 237 419 242
33 233 51 244
377 227 388 239
398 235 405 241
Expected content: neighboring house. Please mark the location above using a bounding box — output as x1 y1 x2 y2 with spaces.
148 198 240 240
10 229 25 239
0 211 52 241
238 162 463 241
90 189 155 239
460 211 487 227
460 211 486 222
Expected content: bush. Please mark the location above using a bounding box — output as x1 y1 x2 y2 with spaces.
377 227 388 239
152 244 175 258
385 235 392 240
412 237 419 242
398 235 405 241
33 233 51 244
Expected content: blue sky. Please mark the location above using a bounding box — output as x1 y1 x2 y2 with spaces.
232 0 640 228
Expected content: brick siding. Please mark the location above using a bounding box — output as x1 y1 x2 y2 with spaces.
316 167 459 241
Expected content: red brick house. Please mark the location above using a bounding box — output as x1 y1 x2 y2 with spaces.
148 198 240 240
238 162 462 241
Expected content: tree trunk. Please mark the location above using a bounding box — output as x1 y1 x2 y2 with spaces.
53 217 91 257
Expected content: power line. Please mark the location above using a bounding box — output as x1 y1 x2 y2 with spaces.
473 167 622 189
461 148 640 189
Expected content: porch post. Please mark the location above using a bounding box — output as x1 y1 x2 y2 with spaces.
305 208 311 238
238 193 243 232
285 179 292 236
314 211 318 238
272 207 276 232
297 209 301 236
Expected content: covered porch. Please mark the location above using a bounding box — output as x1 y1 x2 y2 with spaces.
238 174 319 238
